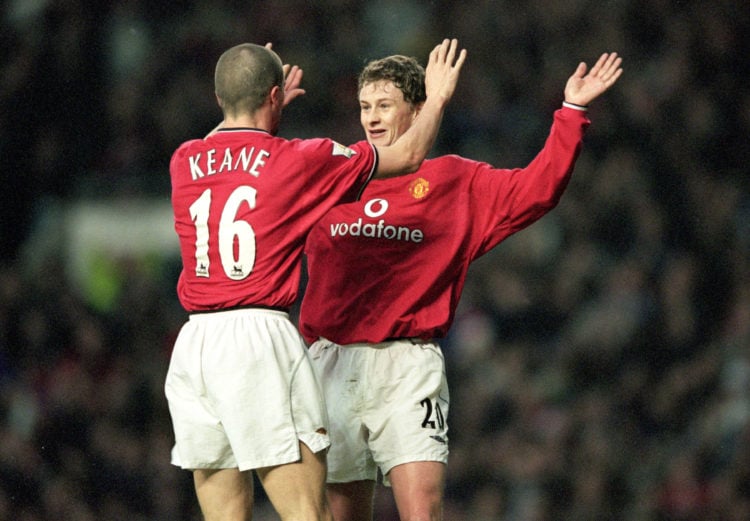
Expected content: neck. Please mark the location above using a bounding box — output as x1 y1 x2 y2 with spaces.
223 105 276 132
223 115 266 130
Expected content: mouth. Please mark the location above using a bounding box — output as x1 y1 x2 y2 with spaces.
368 129 387 141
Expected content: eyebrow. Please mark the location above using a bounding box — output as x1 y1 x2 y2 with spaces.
359 97 397 104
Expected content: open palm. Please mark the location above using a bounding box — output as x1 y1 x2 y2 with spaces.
564 52 623 106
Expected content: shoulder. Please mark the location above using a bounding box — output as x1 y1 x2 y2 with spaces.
285 138 375 160
422 154 488 174
428 154 473 166
174 138 203 153
171 138 203 162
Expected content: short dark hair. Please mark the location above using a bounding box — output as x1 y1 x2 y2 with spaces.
214 43 284 116
358 55 426 105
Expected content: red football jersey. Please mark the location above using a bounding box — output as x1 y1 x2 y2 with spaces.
299 107 589 344
170 128 377 311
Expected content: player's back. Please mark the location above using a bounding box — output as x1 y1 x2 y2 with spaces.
170 129 376 311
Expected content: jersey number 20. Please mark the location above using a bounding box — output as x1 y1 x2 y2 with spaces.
189 187 256 280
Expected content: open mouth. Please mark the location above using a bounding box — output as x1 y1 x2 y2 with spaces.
368 129 386 141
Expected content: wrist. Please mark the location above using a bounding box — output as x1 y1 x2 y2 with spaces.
562 100 588 111
424 95 449 109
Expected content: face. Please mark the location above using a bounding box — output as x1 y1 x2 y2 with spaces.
359 80 419 146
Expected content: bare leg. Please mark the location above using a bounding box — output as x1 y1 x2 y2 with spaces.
194 468 254 521
389 461 446 521
257 442 333 521
327 480 376 521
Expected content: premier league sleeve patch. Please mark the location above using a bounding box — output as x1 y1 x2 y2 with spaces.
332 141 356 158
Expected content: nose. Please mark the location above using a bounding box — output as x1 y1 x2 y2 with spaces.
364 109 380 125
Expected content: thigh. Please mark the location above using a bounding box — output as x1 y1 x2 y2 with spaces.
256 441 332 521
366 340 450 477
193 468 254 521
327 480 376 521
389 461 446 521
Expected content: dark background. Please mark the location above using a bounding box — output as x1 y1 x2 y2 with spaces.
0 1 748 519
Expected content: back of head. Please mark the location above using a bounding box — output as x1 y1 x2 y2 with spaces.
358 55 426 105
215 43 284 118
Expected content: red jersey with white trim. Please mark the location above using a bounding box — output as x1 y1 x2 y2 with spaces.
170 128 377 311
299 107 589 344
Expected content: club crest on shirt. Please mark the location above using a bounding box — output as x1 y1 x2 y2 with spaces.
408 177 430 199
332 141 356 158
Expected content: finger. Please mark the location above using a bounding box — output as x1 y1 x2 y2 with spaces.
608 56 623 76
600 55 622 81
437 38 450 63
606 60 623 82
445 38 458 65
587 53 608 77
599 53 617 76
265 42 273 49
289 67 304 87
454 48 468 70
429 42 441 65
573 61 587 79
607 66 623 86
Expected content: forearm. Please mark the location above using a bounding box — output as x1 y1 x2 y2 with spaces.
373 98 446 179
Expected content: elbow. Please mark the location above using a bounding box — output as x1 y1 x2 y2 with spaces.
402 144 430 173
402 153 423 174
374 151 424 179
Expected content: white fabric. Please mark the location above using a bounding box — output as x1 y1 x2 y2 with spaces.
309 337 449 484
166 308 330 471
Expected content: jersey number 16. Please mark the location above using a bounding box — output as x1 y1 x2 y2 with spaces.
189 186 257 281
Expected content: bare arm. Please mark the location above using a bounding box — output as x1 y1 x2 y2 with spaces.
374 38 467 179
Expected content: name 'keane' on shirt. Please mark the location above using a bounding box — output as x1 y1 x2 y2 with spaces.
188 146 270 180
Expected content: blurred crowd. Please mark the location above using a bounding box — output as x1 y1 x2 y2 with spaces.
1 0 748 519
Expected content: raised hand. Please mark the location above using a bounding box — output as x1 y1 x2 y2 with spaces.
281 63 306 106
265 42 306 107
425 38 467 105
564 52 623 107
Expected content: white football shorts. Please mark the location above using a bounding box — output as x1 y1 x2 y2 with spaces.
309 337 449 484
165 308 330 471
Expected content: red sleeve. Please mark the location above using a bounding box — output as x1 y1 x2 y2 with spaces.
470 106 589 256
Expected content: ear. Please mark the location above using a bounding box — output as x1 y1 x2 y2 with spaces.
269 85 283 109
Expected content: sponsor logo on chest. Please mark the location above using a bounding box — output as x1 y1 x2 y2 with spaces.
328 196 425 243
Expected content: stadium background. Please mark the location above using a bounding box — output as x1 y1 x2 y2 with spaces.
0 0 748 519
